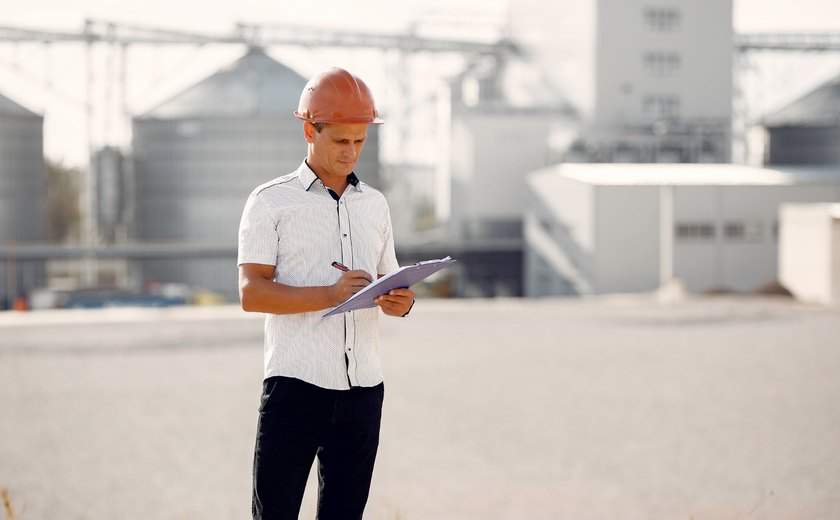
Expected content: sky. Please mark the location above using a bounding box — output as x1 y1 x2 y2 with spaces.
3 0 838 33
2 0 840 167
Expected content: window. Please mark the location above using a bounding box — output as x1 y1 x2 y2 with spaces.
642 95 680 119
724 221 764 242
644 7 681 31
675 222 715 241
643 52 680 77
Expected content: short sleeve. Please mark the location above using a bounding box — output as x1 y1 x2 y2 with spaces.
238 193 278 266
377 206 400 276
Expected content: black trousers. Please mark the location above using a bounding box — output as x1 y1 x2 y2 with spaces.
252 376 385 520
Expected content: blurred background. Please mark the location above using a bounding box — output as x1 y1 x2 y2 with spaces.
2 2 840 519
1 0 839 309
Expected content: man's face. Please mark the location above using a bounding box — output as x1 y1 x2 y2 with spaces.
305 122 368 179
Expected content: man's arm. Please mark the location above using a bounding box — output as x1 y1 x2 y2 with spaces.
239 263 372 315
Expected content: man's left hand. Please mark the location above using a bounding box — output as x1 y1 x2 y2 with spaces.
375 288 415 317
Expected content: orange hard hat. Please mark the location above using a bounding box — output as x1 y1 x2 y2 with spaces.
294 67 384 125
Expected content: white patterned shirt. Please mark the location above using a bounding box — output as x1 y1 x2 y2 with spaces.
238 160 400 390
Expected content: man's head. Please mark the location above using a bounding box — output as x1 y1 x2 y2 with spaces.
294 67 383 125
295 68 383 181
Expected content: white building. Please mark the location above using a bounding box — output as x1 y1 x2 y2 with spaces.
508 0 732 162
524 163 840 297
779 204 840 305
441 59 576 241
428 59 575 296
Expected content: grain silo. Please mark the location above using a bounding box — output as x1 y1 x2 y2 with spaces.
132 48 382 299
0 90 47 308
764 74 840 165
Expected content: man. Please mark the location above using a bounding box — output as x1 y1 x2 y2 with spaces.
238 67 414 520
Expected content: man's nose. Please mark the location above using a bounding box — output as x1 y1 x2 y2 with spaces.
343 143 358 157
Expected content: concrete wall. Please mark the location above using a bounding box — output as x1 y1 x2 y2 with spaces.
594 185 660 293
670 186 722 291
669 185 840 292
449 108 561 237
717 186 777 292
595 0 732 127
779 204 840 305
526 170 840 297
524 174 595 296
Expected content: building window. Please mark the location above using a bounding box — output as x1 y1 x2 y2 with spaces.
724 221 764 242
675 222 715 241
644 7 681 31
643 52 681 77
642 94 680 119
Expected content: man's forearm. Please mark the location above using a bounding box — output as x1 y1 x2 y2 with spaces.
240 277 334 315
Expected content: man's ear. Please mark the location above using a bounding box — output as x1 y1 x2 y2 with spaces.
303 122 315 143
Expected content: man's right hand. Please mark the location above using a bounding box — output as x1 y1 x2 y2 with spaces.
328 270 372 305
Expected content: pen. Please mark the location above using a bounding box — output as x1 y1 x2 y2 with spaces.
331 261 349 272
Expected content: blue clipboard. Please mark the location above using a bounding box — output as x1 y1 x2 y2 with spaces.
323 256 456 317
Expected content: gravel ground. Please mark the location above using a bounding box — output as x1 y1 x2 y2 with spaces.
1 296 839 520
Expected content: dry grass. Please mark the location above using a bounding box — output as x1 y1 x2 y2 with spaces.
1 488 15 520
735 489 775 519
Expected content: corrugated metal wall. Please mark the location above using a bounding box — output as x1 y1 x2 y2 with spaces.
0 104 46 242
767 126 840 165
763 75 840 166
0 92 47 307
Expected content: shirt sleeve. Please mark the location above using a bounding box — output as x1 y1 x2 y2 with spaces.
377 205 400 276
238 193 278 266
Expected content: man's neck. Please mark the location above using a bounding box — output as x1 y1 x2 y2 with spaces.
305 159 348 195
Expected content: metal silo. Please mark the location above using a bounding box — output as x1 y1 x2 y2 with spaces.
132 48 382 300
764 74 840 165
0 90 47 308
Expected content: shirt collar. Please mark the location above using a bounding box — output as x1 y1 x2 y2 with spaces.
298 159 363 193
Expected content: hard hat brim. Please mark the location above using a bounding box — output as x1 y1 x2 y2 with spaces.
294 111 384 125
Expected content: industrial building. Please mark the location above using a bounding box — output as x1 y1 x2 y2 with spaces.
763 73 840 165
4 15 838 305
432 58 576 297
0 91 47 309
523 163 840 297
132 48 380 300
779 203 840 305
508 0 732 163
752 74 840 307
429 0 736 298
